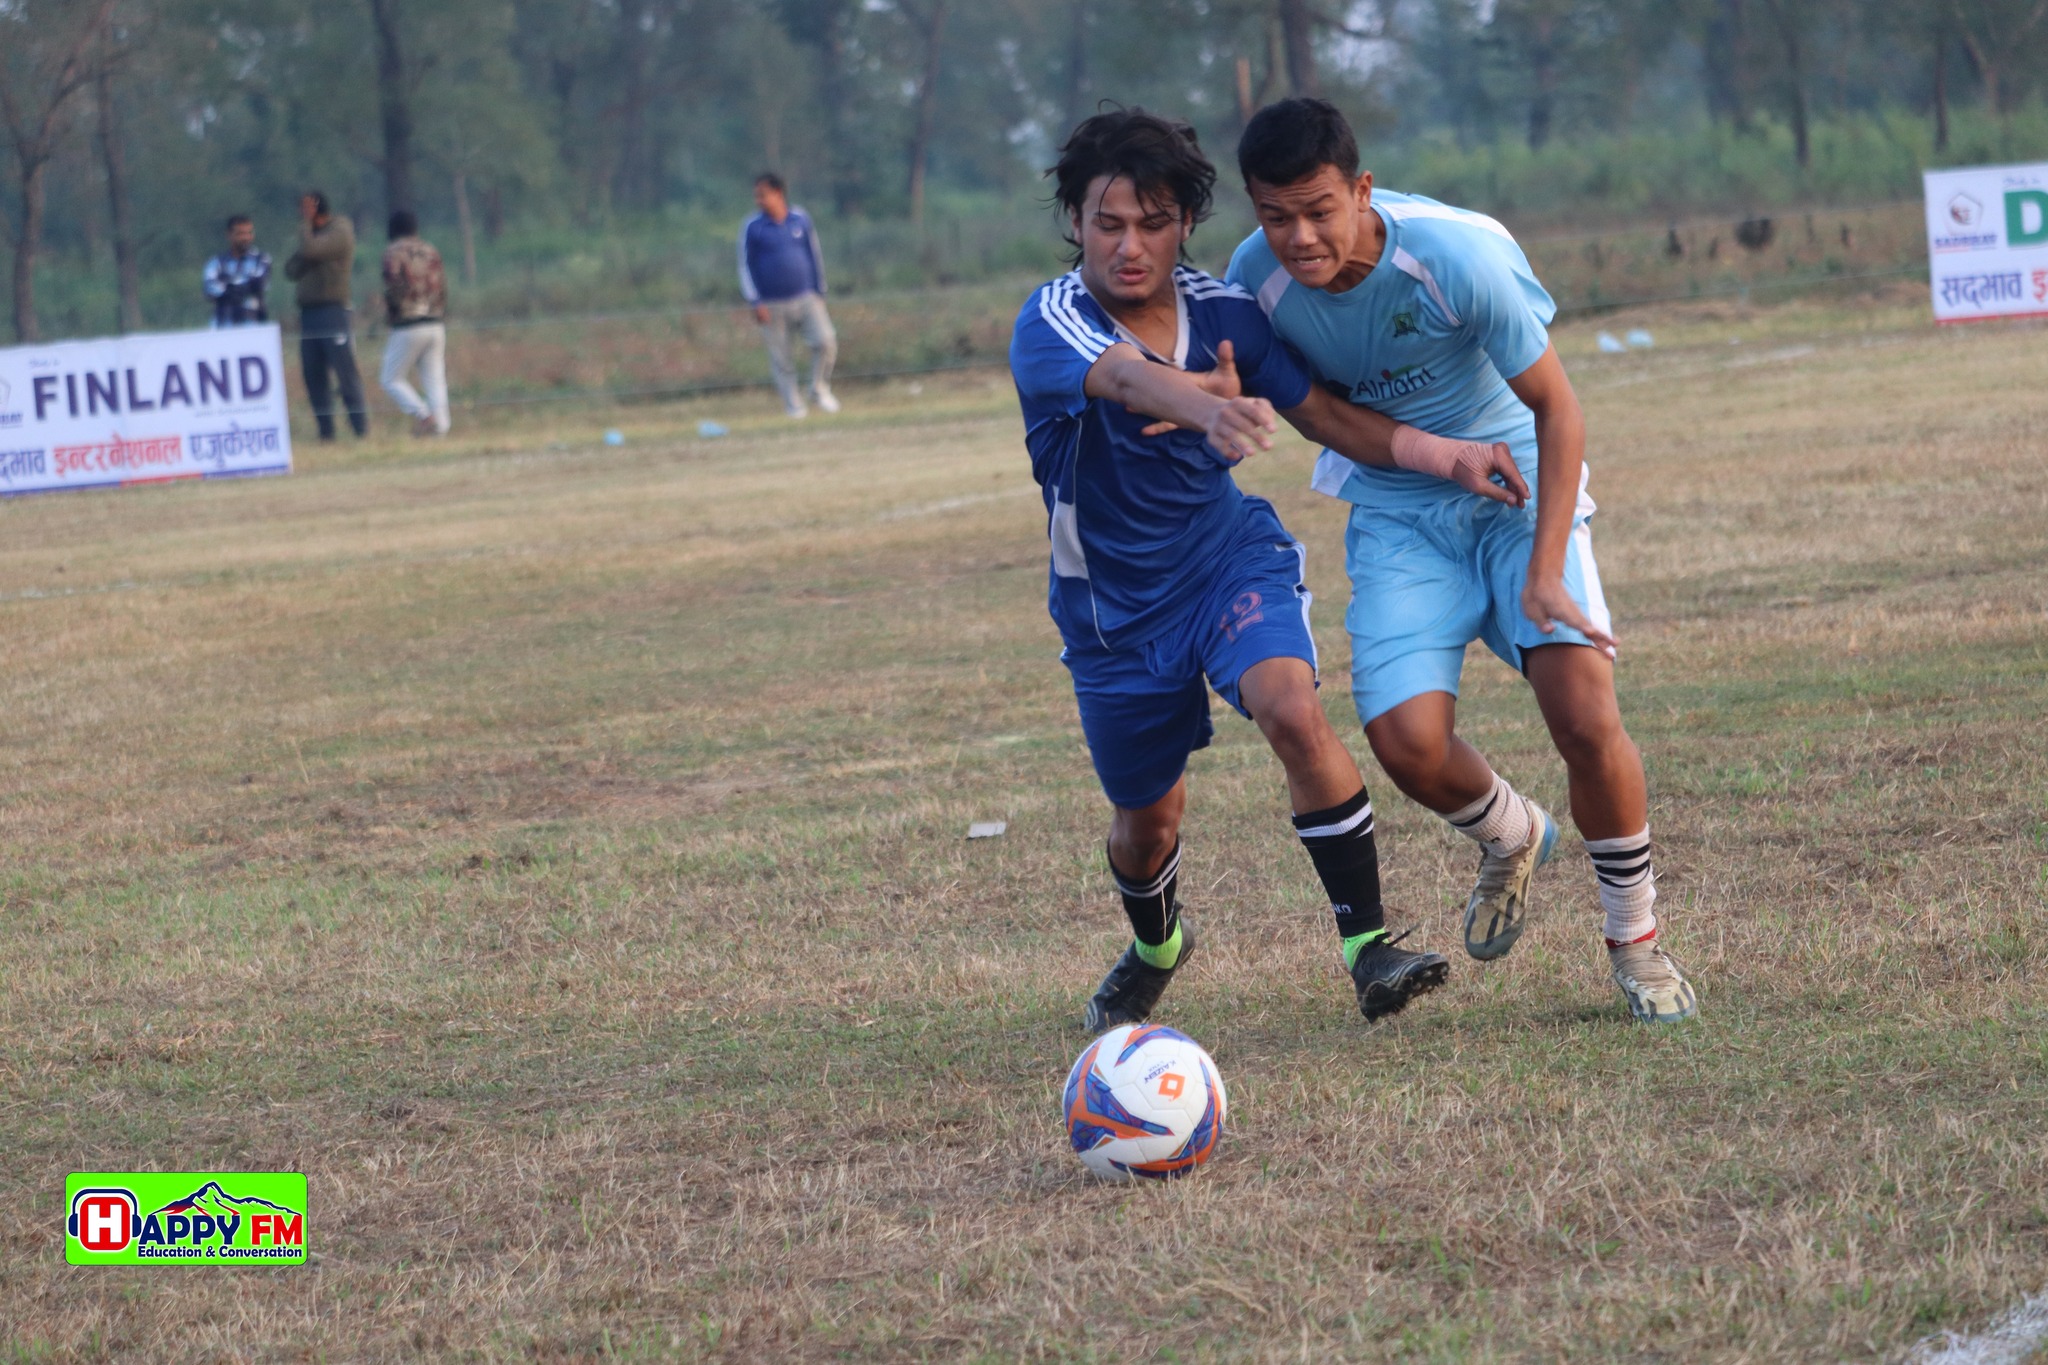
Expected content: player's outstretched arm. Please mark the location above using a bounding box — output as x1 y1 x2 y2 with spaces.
1280 384 1529 508
1084 342 1277 466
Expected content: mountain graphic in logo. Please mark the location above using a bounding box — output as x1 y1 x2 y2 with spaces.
151 1180 299 1220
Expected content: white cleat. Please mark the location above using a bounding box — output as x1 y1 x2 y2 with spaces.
1462 798 1557 961
812 385 841 414
1607 935 1699 1023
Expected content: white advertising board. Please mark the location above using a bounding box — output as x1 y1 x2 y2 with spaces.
1924 161 2048 323
0 324 291 496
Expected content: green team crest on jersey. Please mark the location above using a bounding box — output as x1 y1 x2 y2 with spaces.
1390 311 1421 338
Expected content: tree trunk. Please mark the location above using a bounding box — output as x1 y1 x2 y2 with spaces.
366 0 415 214
453 170 478 286
94 69 141 332
1063 0 1089 132
1278 0 1318 96
12 156 48 342
1933 12 1950 152
905 1 947 227
1705 0 1752 131
1762 0 1809 168
1526 16 1558 151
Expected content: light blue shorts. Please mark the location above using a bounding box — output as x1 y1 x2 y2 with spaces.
1343 487 1610 726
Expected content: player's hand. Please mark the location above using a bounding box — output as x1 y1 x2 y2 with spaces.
1138 339 1243 435
1204 395 1277 466
751 304 771 325
1455 442 1530 507
1523 575 1617 657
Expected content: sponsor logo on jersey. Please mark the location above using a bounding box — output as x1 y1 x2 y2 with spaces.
1353 364 1438 402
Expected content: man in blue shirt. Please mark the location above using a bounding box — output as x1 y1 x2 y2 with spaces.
1013 109 1530 1030
203 215 271 328
1225 99 1697 1023
738 173 838 418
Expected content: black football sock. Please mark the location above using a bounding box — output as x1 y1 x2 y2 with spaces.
1109 840 1182 967
1293 787 1385 946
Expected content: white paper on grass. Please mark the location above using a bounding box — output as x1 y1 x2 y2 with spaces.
966 822 1007 839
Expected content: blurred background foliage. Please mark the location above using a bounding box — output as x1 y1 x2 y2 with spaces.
5 0 2047 341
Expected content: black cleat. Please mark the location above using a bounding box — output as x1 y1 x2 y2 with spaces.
1349 929 1449 1022
1083 921 1197 1034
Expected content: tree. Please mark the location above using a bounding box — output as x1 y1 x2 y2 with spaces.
94 63 141 330
0 0 116 341
900 0 947 226
1758 0 1813 167
1950 0 2048 117
367 0 417 214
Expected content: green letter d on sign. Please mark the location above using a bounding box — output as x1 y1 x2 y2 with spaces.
2006 189 2048 245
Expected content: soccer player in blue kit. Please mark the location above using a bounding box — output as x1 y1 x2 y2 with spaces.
1224 99 1698 1023
1010 108 1531 1030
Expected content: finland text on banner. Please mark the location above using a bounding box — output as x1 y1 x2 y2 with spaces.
0 324 292 496
1923 162 2048 323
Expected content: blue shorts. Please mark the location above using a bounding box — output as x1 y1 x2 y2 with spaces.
1064 516 1318 811
1343 483 1610 725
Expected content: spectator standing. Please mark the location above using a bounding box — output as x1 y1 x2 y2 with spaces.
379 211 450 436
203 215 271 328
738 173 839 418
283 190 367 440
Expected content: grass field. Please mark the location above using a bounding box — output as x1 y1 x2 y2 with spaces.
3 289 2045 1362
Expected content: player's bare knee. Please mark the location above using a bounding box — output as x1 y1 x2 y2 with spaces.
1549 710 1632 773
1254 690 1332 768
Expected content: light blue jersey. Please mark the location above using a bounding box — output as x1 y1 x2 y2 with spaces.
1226 189 1556 510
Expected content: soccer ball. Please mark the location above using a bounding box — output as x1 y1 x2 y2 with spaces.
1063 1023 1226 1180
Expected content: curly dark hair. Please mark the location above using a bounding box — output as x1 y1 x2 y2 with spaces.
1048 105 1215 265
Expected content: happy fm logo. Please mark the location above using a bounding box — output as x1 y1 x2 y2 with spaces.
69 1187 141 1252
68 1181 302 1256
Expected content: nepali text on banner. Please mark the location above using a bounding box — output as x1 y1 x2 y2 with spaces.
0 324 292 496
1923 161 2048 324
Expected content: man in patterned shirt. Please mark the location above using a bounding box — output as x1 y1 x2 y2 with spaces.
379 210 450 437
203 215 271 328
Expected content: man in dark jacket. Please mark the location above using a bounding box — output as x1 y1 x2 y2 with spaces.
284 190 367 439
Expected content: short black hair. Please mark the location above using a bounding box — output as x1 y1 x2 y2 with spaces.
754 171 786 194
1049 105 1214 264
1238 98 1360 188
304 189 331 215
388 209 418 239
225 214 251 232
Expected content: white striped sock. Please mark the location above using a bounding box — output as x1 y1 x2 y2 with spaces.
1446 773 1533 860
1586 828 1656 943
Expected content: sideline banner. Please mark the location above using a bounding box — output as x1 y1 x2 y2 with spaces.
1923 161 2048 323
0 324 292 496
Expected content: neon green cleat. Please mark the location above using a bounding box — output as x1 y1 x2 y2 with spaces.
1462 798 1557 961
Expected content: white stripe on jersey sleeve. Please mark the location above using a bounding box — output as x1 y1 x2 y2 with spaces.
1038 275 1114 361
1255 267 1291 317
1176 266 1253 300
1389 246 1462 328
1378 198 1517 243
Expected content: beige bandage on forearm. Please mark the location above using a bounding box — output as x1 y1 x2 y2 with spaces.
1390 424 1501 484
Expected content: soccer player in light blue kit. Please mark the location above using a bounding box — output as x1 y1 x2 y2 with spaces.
1011 109 1531 1030
1225 99 1697 1023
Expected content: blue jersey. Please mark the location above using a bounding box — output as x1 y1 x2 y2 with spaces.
1010 266 1315 651
1227 189 1556 510
738 207 827 303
